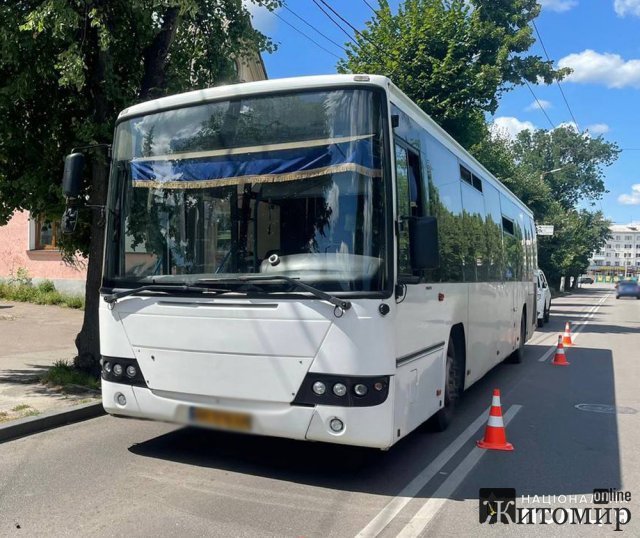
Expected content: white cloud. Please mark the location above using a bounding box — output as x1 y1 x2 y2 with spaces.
558 49 640 88
614 0 640 17
586 123 610 134
525 99 552 111
490 117 536 139
539 0 578 12
618 184 640 205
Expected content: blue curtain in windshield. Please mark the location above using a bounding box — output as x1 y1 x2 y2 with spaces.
131 136 381 189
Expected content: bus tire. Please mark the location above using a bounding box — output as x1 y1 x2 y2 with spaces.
507 311 526 364
431 337 463 432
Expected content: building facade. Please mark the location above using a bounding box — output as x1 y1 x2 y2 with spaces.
588 223 640 281
0 53 267 293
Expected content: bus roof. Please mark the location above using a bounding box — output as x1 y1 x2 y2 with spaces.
117 74 390 121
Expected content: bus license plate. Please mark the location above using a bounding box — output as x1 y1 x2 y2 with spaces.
189 407 252 431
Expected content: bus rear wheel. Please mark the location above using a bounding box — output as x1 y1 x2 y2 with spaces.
431 338 462 432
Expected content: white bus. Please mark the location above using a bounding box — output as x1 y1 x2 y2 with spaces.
65 75 537 449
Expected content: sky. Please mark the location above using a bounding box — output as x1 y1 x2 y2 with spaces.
245 0 640 225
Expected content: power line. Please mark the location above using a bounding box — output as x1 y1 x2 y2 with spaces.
272 11 342 59
310 0 360 47
283 3 347 53
532 20 581 131
314 0 388 56
524 80 556 130
361 0 378 12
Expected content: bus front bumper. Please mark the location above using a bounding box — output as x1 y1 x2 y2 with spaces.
102 380 395 449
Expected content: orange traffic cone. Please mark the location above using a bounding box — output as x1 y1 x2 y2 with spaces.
477 389 514 451
552 335 570 366
562 321 574 346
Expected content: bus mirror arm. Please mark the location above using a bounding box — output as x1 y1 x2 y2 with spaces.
409 216 439 271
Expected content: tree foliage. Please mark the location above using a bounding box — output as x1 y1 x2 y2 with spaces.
473 126 619 288
338 0 568 147
0 0 279 372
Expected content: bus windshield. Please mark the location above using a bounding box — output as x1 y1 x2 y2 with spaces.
105 88 388 293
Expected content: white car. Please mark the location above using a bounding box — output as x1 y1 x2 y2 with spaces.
535 269 552 327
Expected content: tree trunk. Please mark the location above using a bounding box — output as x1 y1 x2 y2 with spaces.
73 29 109 375
74 159 108 375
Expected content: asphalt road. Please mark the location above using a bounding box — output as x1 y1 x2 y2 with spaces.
0 284 638 537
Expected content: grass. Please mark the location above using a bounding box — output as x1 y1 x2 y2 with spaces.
0 405 40 422
0 281 84 309
41 360 100 392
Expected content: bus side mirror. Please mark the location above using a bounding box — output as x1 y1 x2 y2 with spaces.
62 153 85 198
409 216 439 270
61 206 78 235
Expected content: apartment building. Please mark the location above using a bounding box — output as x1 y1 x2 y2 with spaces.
589 223 640 280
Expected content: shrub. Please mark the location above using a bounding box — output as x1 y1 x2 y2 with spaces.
8 267 32 287
36 280 56 293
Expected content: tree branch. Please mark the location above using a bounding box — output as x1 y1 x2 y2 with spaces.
139 7 180 101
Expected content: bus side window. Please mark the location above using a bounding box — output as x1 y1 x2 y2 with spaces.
395 142 422 276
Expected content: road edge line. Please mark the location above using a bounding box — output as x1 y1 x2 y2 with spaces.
538 292 610 362
355 406 491 538
394 405 522 538
0 401 105 444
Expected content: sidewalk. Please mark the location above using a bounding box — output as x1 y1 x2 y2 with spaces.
0 300 99 423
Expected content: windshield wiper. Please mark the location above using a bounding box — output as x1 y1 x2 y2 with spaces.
103 284 230 305
196 275 352 313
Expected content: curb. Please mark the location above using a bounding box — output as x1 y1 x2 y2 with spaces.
0 401 105 444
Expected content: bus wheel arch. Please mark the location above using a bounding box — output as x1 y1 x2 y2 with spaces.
430 323 466 432
507 307 527 364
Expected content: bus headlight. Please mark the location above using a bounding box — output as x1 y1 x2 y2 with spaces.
312 381 326 395
354 383 368 396
332 383 347 397
101 356 147 388
291 374 390 407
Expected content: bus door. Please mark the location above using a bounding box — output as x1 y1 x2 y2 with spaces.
393 140 443 432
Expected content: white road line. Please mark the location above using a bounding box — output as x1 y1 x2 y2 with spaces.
394 405 522 538
537 292 610 362
355 407 492 538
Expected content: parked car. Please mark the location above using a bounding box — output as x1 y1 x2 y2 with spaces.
616 280 640 299
535 269 552 327
578 276 594 284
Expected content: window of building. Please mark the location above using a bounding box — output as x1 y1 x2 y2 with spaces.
625 235 632 240
32 217 59 250
625 244 633 249
615 235 621 240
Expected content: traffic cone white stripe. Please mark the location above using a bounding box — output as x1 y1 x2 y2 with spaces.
487 415 505 428
491 395 501 406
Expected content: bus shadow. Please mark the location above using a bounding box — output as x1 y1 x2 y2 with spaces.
128 344 622 501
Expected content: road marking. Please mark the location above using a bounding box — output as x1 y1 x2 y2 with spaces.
394 405 522 538
355 407 493 538
538 292 610 362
